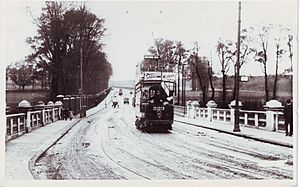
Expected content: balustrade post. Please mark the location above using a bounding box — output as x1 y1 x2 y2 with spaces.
52 108 55 122
206 100 217 122
207 108 212 121
42 109 45 126
58 107 62 120
244 113 248 126
264 100 283 131
34 113 37 127
223 111 227 122
186 101 192 118
230 108 235 126
216 111 220 121
274 113 279 131
26 111 31 133
254 114 259 127
38 112 42 126
266 110 275 131
10 118 13 135
191 105 195 119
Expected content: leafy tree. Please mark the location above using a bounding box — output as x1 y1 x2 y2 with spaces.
27 2 110 99
148 38 176 71
83 51 112 94
6 61 33 90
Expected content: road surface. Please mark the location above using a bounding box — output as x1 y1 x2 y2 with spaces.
32 95 293 180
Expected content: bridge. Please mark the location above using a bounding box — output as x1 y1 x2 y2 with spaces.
5 90 293 181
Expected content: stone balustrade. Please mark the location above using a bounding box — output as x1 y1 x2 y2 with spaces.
176 99 286 133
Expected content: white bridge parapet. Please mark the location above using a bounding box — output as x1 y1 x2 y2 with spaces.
177 100 285 133
6 107 62 142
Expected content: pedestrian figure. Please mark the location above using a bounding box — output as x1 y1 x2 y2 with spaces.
69 110 74 121
112 95 118 108
284 99 293 136
63 107 69 120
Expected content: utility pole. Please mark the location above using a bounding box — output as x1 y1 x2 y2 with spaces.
80 42 84 118
181 64 185 106
233 1 241 132
177 57 181 105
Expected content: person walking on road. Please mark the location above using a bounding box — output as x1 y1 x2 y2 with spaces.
63 107 70 120
69 110 74 121
284 99 293 136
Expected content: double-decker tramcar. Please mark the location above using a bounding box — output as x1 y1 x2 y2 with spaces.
134 69 176 132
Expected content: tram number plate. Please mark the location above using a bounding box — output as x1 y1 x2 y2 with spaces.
153 106 165 111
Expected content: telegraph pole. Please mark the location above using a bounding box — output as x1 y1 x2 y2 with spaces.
181 64 185 106
80 43 84 118
233 1 241 132
177 57 181 105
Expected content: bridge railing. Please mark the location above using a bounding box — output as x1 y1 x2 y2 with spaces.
5 88 112 142
5 108 62 142
175 105 286 133
212 108 231 123
239 110 266 128
6 113 26 138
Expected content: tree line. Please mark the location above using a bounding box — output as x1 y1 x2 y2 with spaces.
145 25 293 107
6 2 112 99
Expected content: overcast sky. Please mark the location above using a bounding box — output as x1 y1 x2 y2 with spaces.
2 0 298 81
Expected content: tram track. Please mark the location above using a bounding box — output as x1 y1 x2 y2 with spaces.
103 111 194 179
28 101 293 180
29 106 111 179
120 111 292 179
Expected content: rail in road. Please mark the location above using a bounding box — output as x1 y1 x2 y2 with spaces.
5 89 293 180
28 102 293 180
174 105 292 148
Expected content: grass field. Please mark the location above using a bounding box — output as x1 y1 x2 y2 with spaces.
175 75 292 110
6 90 50 113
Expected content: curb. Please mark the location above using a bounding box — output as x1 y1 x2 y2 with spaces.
174 119 293 149
28 119 81 179
28 105 109 179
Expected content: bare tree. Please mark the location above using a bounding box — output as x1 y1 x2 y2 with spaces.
231 28 256 100
273 25 287 99
189 43 209 105
216 39 234 107
251 25 271 102
287 34 293 72
207 57 215 100
174 41 188 105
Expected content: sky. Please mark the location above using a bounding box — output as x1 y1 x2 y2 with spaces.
2 0 298 81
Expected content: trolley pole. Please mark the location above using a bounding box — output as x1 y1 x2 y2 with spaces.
233 1 241 132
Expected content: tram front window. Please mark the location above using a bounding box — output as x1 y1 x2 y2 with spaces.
148 87 167 104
